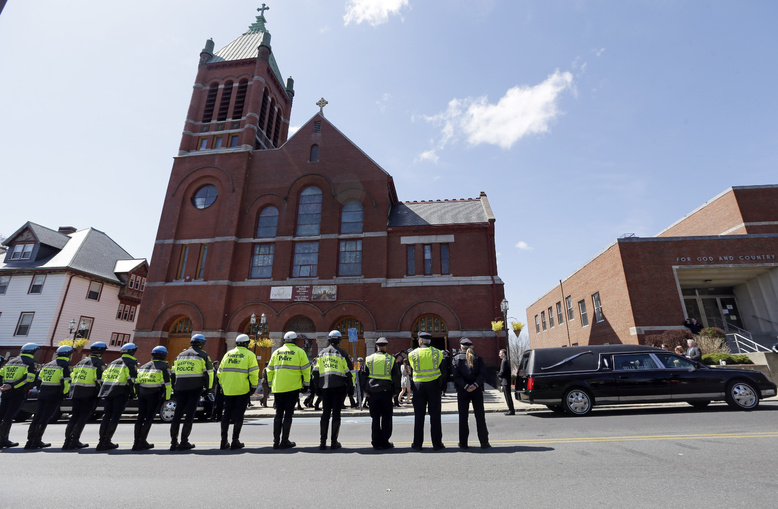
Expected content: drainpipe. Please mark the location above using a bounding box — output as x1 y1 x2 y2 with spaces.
51 273 77 347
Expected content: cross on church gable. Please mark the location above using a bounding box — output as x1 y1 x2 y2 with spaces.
316 97 328 114
257 3 270 17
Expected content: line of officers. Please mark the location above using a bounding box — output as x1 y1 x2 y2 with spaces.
0 329 491 452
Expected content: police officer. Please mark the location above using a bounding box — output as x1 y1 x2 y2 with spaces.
63 341 107 450
133 345 172 451
452 338 490 449
0 343 39 449
365 337 401 450
170 333 214 451
317 330 354 450
24 345 73 449
96 342 139 451
217 334 259 450
409 332 446 451
267 331 311 450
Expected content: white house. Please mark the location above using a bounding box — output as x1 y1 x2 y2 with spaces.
0 222 147 360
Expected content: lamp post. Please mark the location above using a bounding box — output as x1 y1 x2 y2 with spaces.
69 318 86 342
249 313 269 357
500 298 510 367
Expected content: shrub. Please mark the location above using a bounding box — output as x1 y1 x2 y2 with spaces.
645 329 693 349
696 331 730 355
699 327 725 339
702 353 753 365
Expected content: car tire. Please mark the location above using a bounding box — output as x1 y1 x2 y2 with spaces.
688 401 711 408
13 411 32 422
725 380 759 410
159 401 176 423
562 388 593 416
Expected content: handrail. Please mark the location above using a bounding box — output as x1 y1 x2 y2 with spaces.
751 314 778 327
727 333 771 354
709 317 752 339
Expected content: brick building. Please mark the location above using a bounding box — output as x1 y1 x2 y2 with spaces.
527 185 778 348
134 12 506 364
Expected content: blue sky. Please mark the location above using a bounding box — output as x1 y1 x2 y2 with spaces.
1 1 777 331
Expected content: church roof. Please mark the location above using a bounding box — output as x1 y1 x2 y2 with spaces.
209 15 286 95
388 196 494 227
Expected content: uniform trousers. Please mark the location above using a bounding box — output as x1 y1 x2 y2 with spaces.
28 391 63 441
411 380 443 448
221 393 250 439
272 390 299 443
0 389 26 439
170 389 200 440
136 392 164 431
65 396 98 442
456 388 489 446
100 394 130 441
367 390 393 448
319 386 348 441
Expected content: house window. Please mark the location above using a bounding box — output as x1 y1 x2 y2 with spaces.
110 332 119 346
579 300 589 327
129 275 136 289
339 240 362 276
340 201 363 234
192 185 218 209
541 311 547 331
592 292 604 322
424 245 432 275
123 307 130 320
196 244 208 279
87 281 102 300
28 275 46 295
116 304 124 320
10 244 34 260
566 296 574 320
296 187 322 236
407 245 415 276
535 315 540 333
256 206 279 238
198 138 208 150
548 307 554 328
14 312 34 336
229 135 239 148
177 245 189 280
441 244 450 275
293 242 318 277
140 278 146 291
213 136 224 149
0 275 10 294
310 144 319 162
128 306 136 322
556 302 564 324
250 244 274 279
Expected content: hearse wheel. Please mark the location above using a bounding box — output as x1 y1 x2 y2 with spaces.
563 388 593 416
725 380 759 410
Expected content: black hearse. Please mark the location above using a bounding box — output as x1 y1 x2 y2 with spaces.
515 344 777 416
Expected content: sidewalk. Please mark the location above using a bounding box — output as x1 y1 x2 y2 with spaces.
244 386 778 418
245 384 520 418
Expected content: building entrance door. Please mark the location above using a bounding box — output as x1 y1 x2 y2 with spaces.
683 288 743 331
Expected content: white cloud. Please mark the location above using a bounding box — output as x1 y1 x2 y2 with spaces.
595 47 605 57
376 92 392 112
416 149 439 164
515 241 532 250
344 0 409 26
419 70 574 159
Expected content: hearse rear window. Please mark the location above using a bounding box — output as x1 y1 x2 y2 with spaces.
613 354 659 370
655 353 695 369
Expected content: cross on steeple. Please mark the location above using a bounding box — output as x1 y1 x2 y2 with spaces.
316 97 328 114
257 4 270 17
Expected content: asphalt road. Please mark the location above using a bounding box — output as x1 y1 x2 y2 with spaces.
2 401 777 508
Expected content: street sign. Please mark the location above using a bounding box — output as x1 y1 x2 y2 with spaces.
348 328 358 342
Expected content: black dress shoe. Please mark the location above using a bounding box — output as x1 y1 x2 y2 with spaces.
458 442 469 449
230 441 244 450
504 411 515 416
383 442 394 450
331 441 342 450
480 442 491 449
220 441 230 450
432 443 446 451
278 440 296 449
411 444 423 451
177 441 195 451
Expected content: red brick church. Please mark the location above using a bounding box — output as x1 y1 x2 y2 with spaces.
134 10 506 364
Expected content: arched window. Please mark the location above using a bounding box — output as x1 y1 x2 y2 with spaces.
258 89 269 130
296 187 322 236
256 206 279 238
217 81 233 121
412 314 447 336
192 184 218 209
340 201 363 234
272 109 283 146
333 316 365 360
266 100 276 139
202 82 219 123
310 144 319 162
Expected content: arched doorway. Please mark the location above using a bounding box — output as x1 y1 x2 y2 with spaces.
412 314 448 351
168 316 193 362
333 316 365 361
285 315 316 359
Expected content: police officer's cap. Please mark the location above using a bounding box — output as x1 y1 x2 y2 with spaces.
328 330 342 342
90 341 107 351
151 345 168 357
121 343 138 354
191 333 207 345
460 338 473 346
56 345 74 356
418 332 432 344
21 343 40 354
236 334 251 346
376 337 388 346
284 331 298 342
